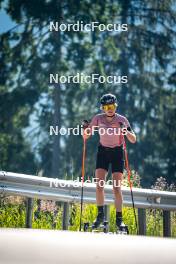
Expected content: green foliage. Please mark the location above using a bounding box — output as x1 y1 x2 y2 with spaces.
0 1 176 185
0 202 26 228
69 203 97 231
1 176 175 236
146 209 163 237
0 195 176 237
171 212 176 237
123 170 141 188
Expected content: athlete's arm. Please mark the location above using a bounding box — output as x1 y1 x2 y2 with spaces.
82 116 98 140
126 127 136 144
120 121 137 144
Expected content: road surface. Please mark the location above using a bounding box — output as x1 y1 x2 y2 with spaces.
0 229 176 264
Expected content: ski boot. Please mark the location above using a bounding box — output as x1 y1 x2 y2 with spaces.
116 218 129 235
92 213 109 233
83 222 90 232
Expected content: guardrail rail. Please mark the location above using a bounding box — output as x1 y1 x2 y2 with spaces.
0 171 176 237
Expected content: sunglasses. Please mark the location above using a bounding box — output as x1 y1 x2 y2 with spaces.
102 104 117 111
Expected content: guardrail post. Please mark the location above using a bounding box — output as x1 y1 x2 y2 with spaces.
163 210 171 237
62 202 69 230
26 198 34 228
138 208 146 235
104 205 110 222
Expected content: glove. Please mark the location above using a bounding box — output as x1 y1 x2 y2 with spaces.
82 119 90 130
119 122 132 132
119 122 128 136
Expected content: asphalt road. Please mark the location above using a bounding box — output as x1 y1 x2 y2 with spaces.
0 229 176 264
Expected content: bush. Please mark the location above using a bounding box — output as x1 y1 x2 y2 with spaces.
0 176 175 237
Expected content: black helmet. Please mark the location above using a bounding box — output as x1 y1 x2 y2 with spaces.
100 93 117 105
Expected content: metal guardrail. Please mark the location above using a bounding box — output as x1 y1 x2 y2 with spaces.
0 171 176 237
0 171 176 210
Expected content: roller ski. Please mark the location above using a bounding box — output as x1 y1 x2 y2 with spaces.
84 212 109 233
92 213 109 233
116 216 129 235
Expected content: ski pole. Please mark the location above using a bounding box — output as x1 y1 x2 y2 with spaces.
79 136 86 231
123 137 139 235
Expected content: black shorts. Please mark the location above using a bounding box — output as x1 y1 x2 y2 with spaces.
96 144 124 173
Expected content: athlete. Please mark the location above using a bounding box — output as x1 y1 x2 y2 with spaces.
83 93 136 230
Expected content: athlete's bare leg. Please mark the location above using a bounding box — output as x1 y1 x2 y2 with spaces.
95 168 107 205
112 172 123 212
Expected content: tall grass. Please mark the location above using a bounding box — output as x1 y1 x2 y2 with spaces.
0 176 175 237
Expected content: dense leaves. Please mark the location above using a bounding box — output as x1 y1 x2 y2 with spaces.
0 0 176 186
